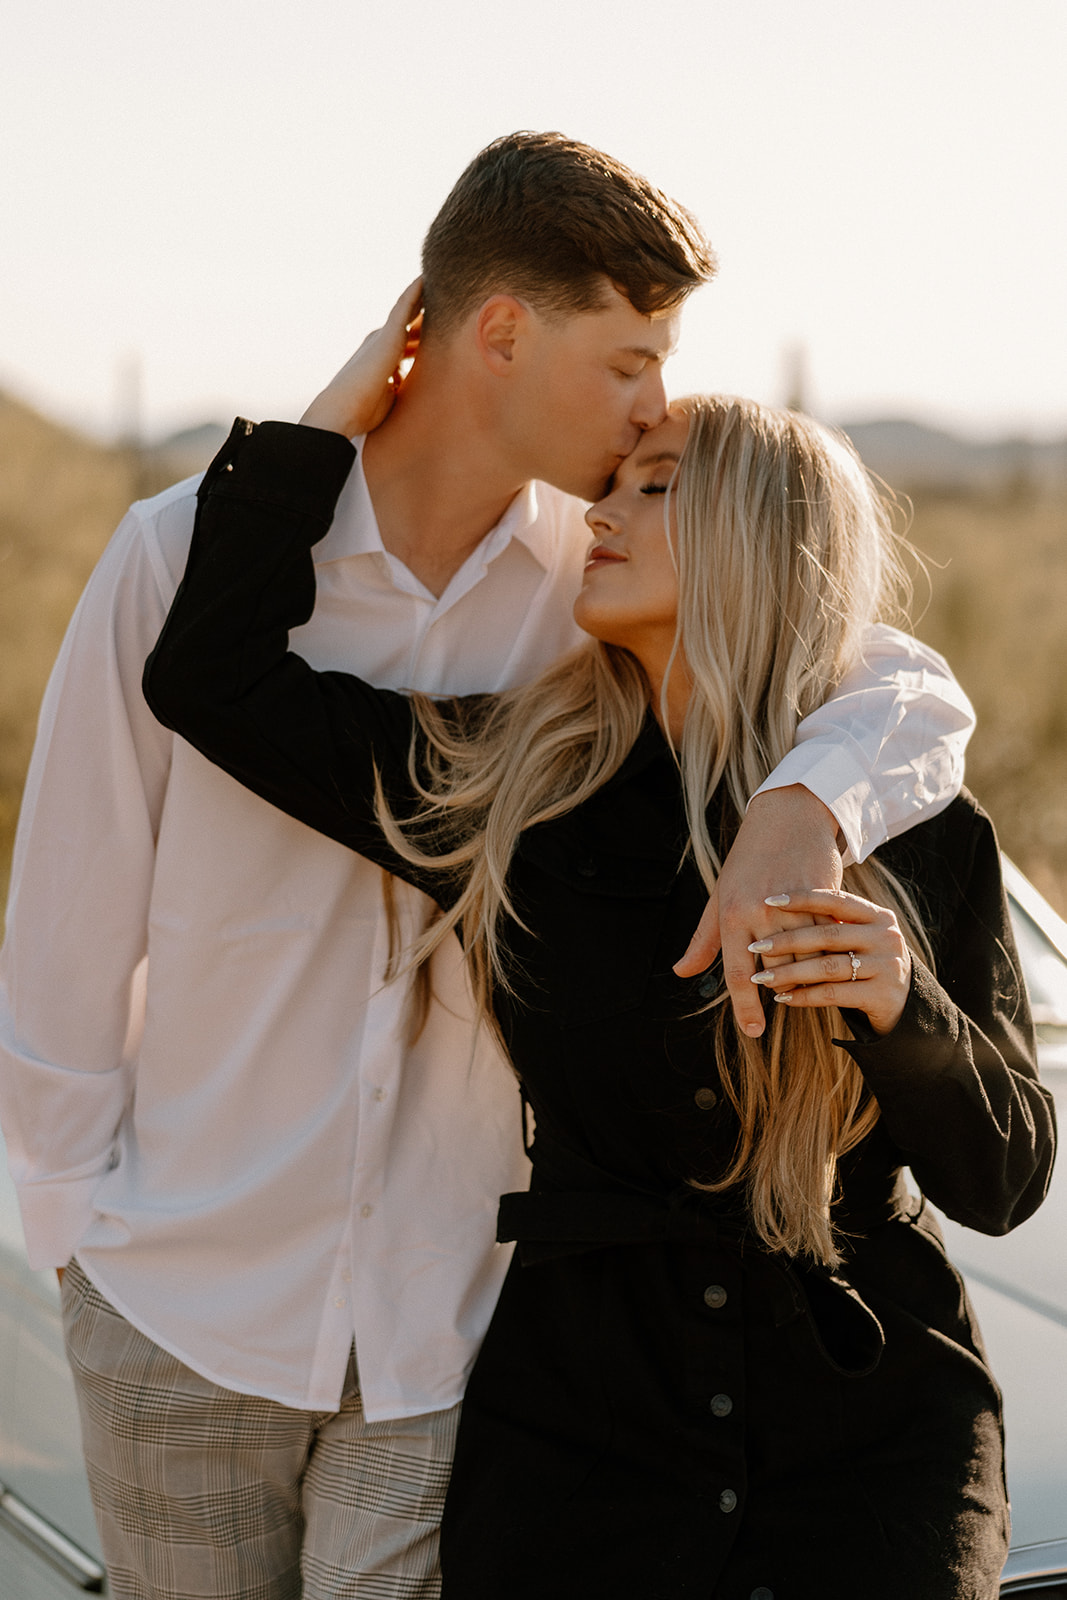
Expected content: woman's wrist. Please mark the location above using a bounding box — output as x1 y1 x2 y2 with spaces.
299 393 360 437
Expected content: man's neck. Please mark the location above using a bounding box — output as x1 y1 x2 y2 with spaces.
360 365 530 598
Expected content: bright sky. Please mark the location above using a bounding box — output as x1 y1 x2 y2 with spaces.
3 0 1065 442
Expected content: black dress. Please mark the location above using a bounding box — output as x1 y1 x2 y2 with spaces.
144 420 1056 1600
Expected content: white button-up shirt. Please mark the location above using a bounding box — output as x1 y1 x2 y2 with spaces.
0 441 974 1419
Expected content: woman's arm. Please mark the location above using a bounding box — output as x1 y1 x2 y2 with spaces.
143 418 453 903
743 798 1056 1235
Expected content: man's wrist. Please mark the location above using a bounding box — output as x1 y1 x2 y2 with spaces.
747 783 845 851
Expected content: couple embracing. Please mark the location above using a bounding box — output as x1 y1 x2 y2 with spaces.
1 131 1054 1600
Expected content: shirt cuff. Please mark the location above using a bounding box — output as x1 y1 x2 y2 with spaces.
14 1174 107 1272
750 745 888 864
833 961 962 1094
201 419 357 522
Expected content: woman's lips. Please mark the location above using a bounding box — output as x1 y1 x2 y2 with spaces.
584 546 626 570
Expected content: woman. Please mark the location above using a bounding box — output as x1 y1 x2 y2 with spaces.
144 331 1054 1598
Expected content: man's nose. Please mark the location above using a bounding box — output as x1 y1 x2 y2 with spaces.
631 364 669 431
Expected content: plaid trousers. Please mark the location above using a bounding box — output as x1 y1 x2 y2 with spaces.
61 1259 460 1600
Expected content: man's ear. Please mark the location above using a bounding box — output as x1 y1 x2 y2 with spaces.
475 295 531 376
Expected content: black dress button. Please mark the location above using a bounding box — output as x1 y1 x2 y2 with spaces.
718 1488 738 1513
751 1589 775 1600
703 1284 728 1309
710 1393 733 1417
577 860 597 878
694 1086 718 1110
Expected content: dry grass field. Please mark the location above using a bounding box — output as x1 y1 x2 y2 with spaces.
905 483 1067 915
1 391 1065 917
0 394 181 905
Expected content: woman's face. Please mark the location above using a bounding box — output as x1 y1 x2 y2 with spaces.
573 410 690 679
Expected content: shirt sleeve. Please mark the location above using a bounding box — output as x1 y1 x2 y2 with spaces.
0 510 174 1268
750 625 976 864
143 420 453 903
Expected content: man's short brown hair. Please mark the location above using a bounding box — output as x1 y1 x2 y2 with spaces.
421 131 717 338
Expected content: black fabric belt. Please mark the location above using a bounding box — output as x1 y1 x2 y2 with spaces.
496 1187 745 1256
493 1134 924 1378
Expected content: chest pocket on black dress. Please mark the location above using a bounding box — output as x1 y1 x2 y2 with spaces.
512 826 680 1028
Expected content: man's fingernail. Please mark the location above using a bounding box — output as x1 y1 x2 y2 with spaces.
764 894 790 908
744 1021 765 1037
748 939 773 953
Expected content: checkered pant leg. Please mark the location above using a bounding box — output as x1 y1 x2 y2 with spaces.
61 1259 460 1600
300 1402 458 1600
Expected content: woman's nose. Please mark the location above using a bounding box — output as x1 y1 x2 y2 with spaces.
585 497 620 537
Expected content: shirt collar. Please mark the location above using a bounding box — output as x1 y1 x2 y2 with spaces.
313 441 556 575
311 439 386 563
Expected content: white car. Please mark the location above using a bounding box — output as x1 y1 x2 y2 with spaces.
940 860 1067 1597
1 861 1065 1597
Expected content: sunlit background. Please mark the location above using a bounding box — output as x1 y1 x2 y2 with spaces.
3 0 1065 439
2 0 1067 912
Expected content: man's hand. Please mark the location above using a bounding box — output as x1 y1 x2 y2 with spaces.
673 785 843 1037
300 278 423 438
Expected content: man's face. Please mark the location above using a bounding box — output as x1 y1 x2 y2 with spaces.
506 287 682 501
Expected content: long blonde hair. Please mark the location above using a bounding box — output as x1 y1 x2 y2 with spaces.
380 396 930 1265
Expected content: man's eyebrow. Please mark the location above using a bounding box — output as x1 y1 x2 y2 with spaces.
620 343 677 362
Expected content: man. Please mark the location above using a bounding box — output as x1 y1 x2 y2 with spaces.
0 133 973 1599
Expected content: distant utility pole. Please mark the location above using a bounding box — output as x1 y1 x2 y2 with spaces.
114 351 143 451
782 343 810 415
114 352 151 499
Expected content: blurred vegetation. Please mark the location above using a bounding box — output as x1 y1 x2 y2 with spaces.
905 481 1067 916
1 391 1065 918
0 392 180 907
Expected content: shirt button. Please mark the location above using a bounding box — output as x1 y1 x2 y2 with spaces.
719 1488 738 1514
372 1087 387 1102
710 1393 733 1418
360 1204 374 1219
704 1284 728 1309
334 1296 347 1309
341 1269 351 1283
577 860 597 878
694 1086 718 1110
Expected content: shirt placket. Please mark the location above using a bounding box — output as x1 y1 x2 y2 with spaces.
337 589 445 1397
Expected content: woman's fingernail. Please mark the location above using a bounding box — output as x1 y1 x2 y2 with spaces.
750 971 775 985
764 894 790 908
748 939 773 953
774 992 794 1003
